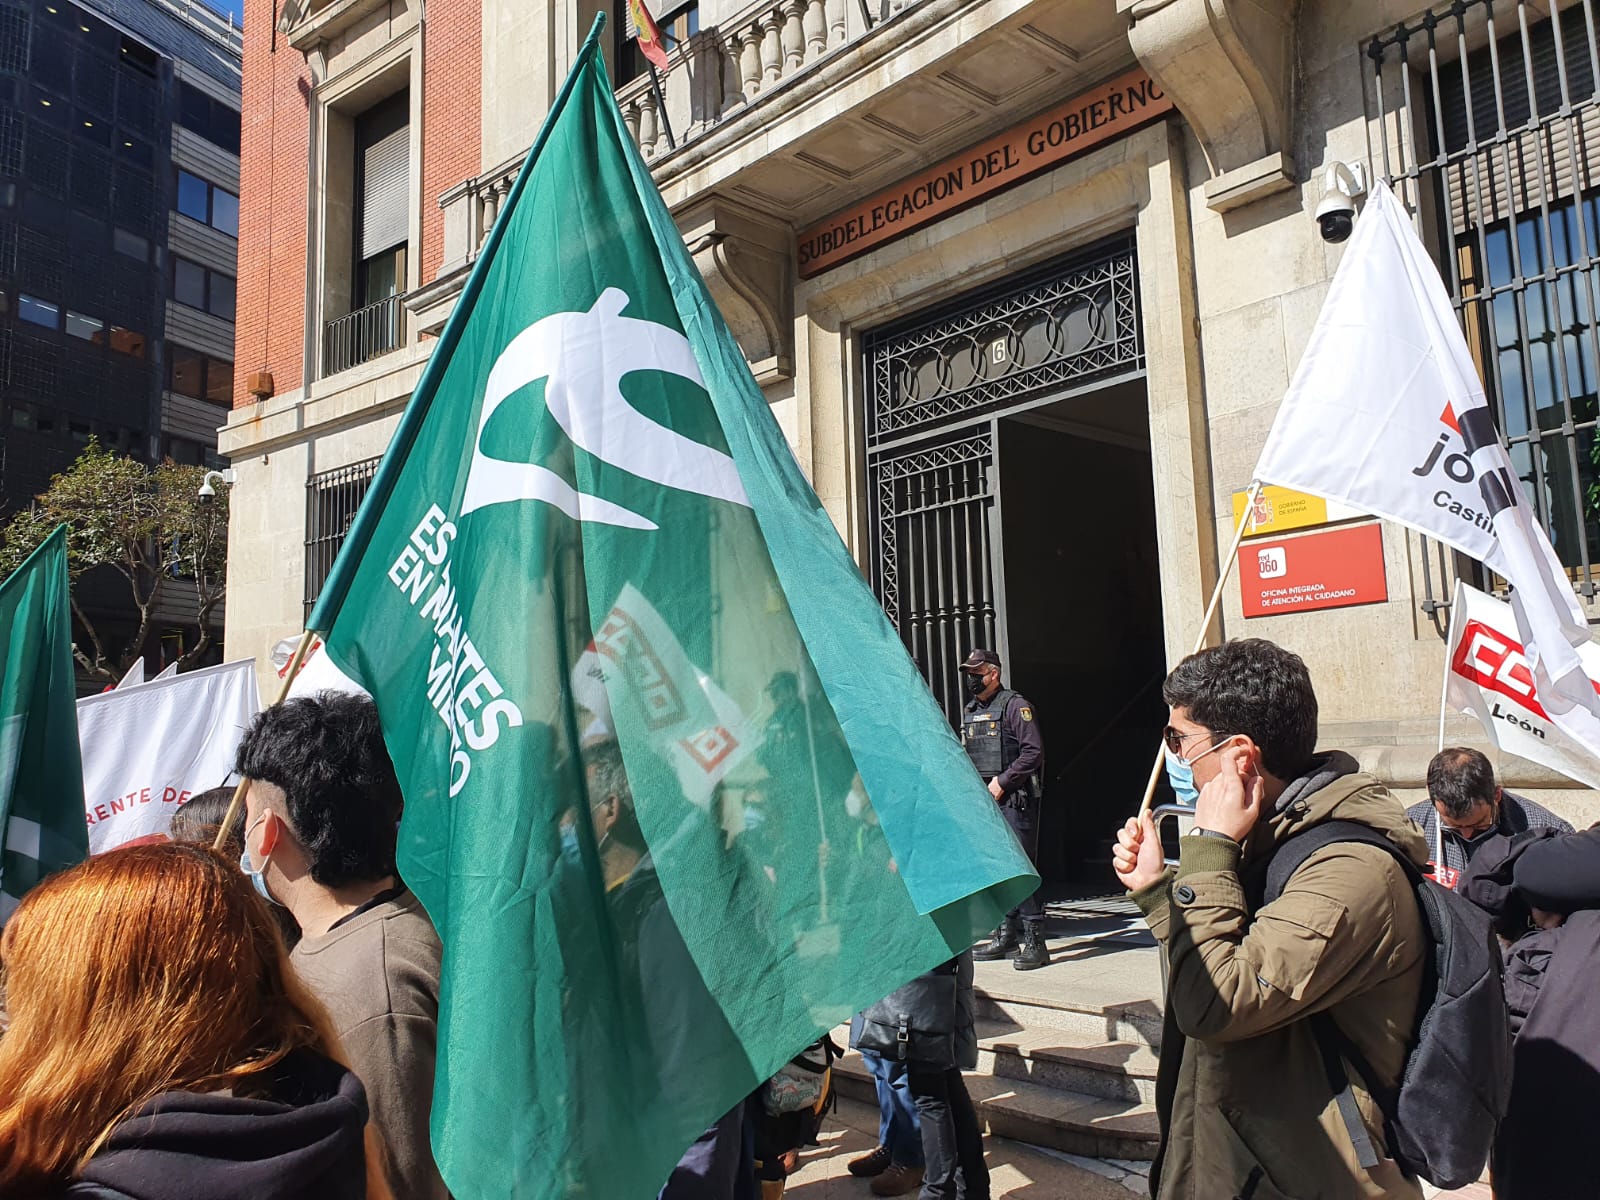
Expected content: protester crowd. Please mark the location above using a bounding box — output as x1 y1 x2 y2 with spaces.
1 637 1596 1200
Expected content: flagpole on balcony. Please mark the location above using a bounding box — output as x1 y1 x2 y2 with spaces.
646 61 677 150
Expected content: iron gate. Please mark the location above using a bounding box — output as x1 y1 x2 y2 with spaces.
863 236 1145 723
1368 0 1600 602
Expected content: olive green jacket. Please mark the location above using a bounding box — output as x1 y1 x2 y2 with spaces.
1133 753 1429 1200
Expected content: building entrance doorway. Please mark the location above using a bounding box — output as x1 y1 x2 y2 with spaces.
996 386 1165 883
863 236 1166 886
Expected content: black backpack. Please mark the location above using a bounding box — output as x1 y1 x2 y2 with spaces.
1264 820 1512 1189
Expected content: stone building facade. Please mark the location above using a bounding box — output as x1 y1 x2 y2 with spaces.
225 0 1600 875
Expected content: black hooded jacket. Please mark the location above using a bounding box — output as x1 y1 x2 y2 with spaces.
45 1049 372 1200
1462 826 1600 1200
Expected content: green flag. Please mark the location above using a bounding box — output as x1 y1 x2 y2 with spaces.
308 18 1036 1199
0 525 87 921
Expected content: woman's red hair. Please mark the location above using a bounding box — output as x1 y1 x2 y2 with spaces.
0 842 391 1197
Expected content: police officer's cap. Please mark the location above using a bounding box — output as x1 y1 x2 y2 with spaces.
960 648 1001 673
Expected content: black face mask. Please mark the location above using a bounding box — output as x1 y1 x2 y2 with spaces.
963 674 986 699
1448 808 1500 846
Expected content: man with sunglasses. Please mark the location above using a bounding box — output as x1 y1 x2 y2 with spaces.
1405 746 1570 890
960 648 1049 971
1111 638 1429 1200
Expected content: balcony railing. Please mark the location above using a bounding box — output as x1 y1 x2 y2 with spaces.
322 293 408 378
435 0 911 275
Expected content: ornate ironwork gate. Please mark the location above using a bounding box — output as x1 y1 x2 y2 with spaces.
863 235 1145 723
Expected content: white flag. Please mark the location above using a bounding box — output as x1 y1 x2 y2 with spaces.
114 657 146 689
77 659 261 852
1444 580 1600 788
153 662 178 681
1254 181 1600 752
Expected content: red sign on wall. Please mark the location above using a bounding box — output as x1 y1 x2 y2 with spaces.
1240 523 1388 618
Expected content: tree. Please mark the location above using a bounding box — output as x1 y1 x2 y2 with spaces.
0 440 229 681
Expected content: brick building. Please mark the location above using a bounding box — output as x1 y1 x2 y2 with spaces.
228 0 1600 877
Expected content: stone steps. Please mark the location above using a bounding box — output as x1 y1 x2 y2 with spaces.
833 986 1164 1162
976 1020 1160 1105
832 1042 1161 1161
974 978 1165 1050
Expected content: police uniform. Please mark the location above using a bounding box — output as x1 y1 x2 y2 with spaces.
959 648 1048 970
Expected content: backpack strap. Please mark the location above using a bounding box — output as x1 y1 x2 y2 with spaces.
1263 819 1420 905
1262 820 1421 1171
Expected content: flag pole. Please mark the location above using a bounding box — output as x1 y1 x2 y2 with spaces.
645 62 677 150
1137 480 1263 817
211 629 316 852
1437 580 1462 753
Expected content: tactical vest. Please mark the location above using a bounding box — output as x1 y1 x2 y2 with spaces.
962 688 1020 780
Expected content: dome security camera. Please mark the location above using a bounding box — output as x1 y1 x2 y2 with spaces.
197 469 235 505
1315 161 1367 244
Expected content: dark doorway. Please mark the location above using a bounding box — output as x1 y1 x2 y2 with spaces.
996 379 1166 887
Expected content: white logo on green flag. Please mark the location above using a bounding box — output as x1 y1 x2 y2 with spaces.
462 288 748 528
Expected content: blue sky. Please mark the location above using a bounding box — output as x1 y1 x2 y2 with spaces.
200 0 244 22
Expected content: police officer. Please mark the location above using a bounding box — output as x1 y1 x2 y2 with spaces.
960 648 1048 971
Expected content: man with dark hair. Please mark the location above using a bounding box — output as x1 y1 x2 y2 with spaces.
1111 638 1428 1200
1407 747 1570 887
167 786 244 859
236 691 449 1200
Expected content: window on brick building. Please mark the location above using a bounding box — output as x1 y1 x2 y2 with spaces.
354 89 408 310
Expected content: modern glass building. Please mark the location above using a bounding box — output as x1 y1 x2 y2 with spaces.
0 0 240 667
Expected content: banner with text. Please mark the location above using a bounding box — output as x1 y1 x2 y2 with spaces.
1444 580 1600 788
77 659 261 851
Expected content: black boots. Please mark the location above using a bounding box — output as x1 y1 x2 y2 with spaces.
1013 920 1049 971
972 918 1019 961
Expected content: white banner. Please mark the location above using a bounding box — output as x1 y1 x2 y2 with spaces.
1443 581 1600 789
77 659 262 852
115 657 145 689
1254 182 1600 750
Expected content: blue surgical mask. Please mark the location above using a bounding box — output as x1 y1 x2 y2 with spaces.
559 822 581 861
1165 749 1199 807
239 815 284 907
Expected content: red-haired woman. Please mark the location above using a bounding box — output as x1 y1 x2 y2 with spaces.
0 842 393 1200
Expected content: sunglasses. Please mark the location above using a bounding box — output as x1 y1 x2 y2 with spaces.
1163 726 1232 767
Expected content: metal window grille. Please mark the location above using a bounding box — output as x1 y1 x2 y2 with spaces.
1368 0 1600 600
322 292 407 376
305 456 381 617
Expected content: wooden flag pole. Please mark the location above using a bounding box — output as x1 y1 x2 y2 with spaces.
212 629 317 853
1137 480 1264 818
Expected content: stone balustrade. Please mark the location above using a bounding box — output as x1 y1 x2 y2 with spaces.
436 0 901 272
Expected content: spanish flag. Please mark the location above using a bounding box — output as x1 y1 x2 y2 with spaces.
628 0 670 70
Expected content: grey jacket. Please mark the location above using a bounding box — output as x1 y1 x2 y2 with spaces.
1405 791 1572 877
